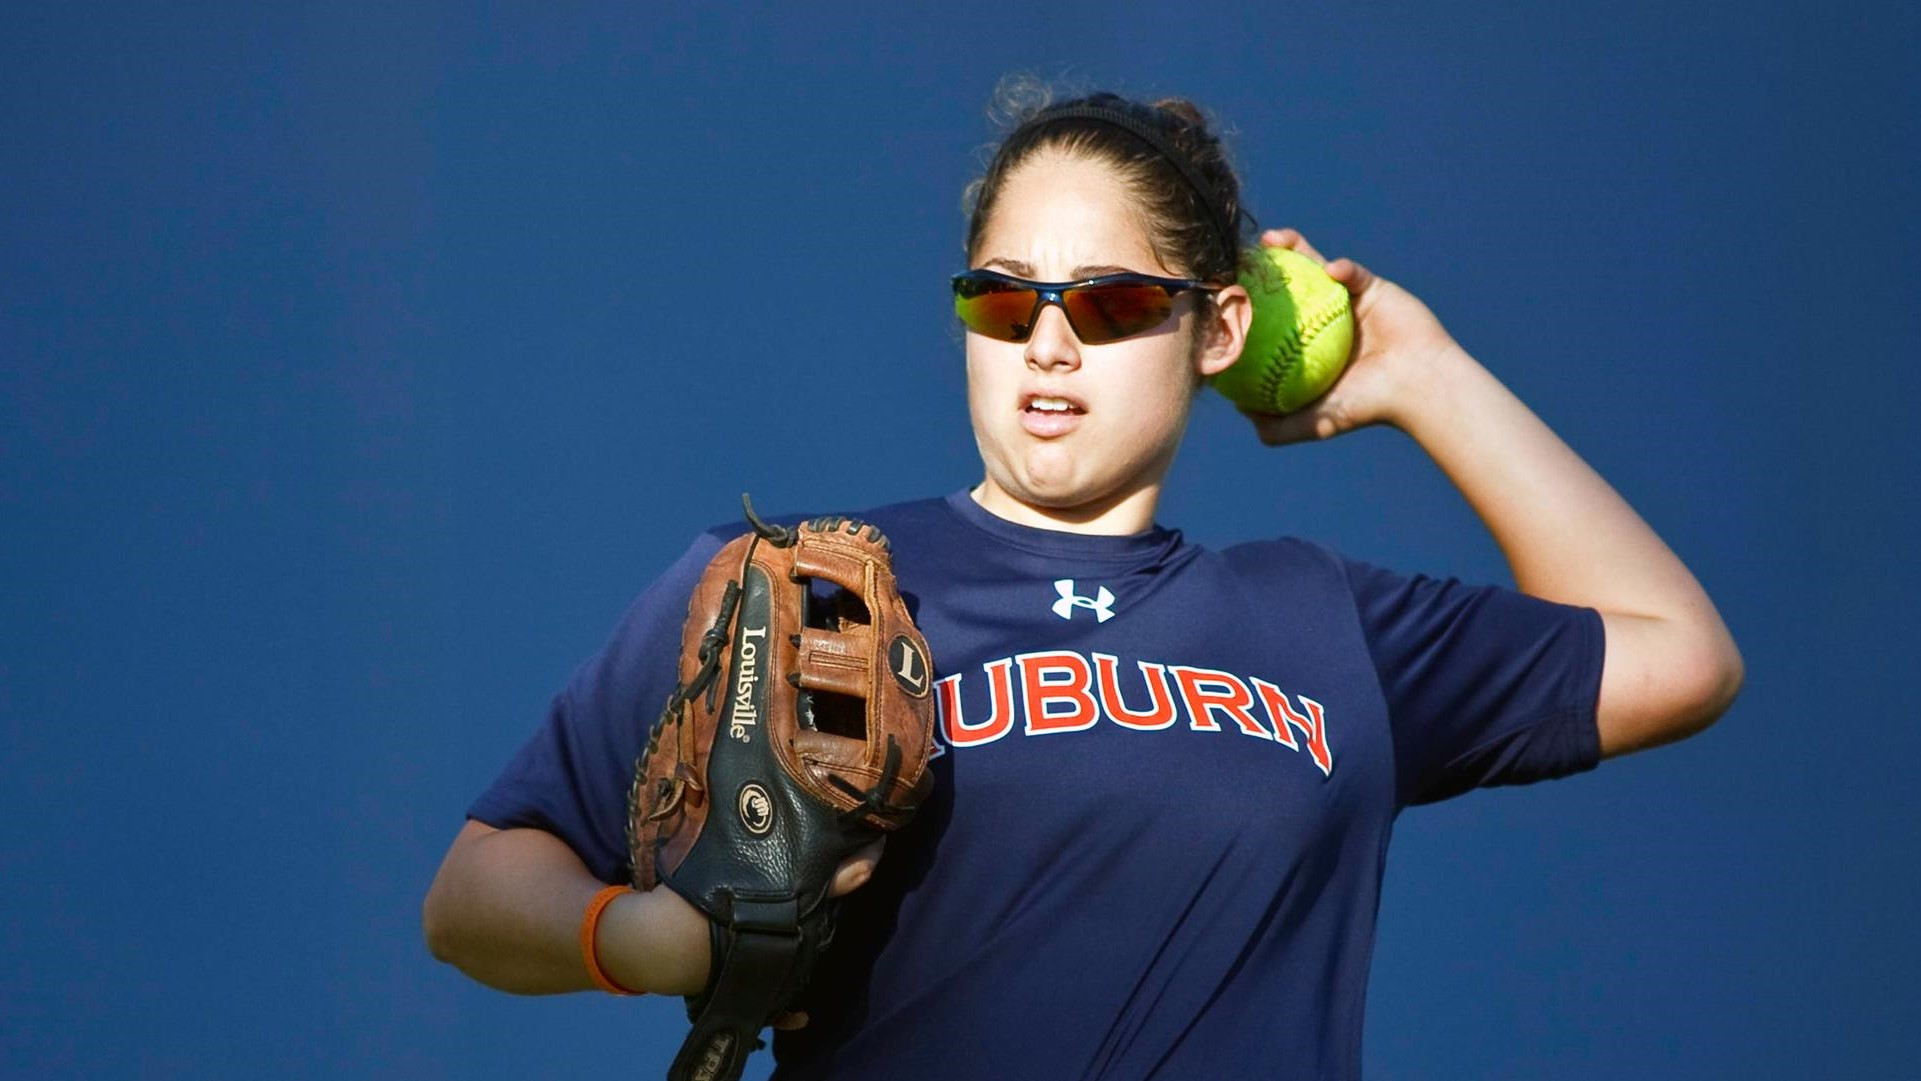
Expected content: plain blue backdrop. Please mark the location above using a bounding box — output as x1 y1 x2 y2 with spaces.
3 5 1915 1079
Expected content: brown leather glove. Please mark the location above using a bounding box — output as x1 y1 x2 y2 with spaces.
627 498 936 1081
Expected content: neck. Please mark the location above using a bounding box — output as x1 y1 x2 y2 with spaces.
970 477 1163 535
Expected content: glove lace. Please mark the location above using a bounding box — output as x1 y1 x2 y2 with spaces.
828 735 915 828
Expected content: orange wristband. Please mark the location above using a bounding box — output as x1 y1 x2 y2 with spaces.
579 884 642 996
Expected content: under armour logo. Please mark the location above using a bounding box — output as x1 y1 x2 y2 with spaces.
1052 579 1116 623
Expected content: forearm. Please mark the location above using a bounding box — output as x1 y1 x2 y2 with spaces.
1393 345 1743 752
421 820 709 995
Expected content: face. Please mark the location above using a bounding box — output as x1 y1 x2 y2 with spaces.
964 151 1248 529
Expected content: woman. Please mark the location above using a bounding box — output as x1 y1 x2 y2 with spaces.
424 88 1742 1079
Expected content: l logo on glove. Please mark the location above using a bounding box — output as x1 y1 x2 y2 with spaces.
891 634 930 696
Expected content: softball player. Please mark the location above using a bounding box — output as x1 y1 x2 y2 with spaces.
425 87 1741 1080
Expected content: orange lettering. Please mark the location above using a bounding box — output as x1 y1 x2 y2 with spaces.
939 658 1017 747
1018 651 1099 735
1253 679 1333 775
1093 653 1179 730
1169 666 1273 740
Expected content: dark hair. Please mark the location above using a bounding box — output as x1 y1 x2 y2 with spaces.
963 81 1250 285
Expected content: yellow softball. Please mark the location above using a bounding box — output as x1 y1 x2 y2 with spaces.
1211 246 1354 414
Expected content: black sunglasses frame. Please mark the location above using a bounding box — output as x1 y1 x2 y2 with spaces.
950 269 1222 344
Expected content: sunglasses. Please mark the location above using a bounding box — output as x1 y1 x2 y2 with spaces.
951 269 1221 345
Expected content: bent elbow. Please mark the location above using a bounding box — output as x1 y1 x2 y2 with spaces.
421 863 489 974
421 819 503 973
1674 634 1746 741
1600 620 1746 758
1709 639 1746 717
422 885 461 967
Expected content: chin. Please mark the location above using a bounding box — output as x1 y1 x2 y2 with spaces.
1006 461 1091 506
977 429 1169 521
1014 472 1134 516
1019 486 1094 511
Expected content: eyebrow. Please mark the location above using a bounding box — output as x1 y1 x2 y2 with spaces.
981 258 1141 280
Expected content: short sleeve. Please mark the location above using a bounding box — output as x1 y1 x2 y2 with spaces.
466 531 725 882
1343 558 1605 807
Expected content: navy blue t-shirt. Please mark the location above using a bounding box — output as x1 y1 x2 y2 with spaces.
469 490 1603 1080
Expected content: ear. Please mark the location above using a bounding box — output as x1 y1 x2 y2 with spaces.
1194 284 1252 378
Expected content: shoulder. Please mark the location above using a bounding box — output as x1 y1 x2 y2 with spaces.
847 493 957 542
1216 535 1482 613
1217 534 1362 594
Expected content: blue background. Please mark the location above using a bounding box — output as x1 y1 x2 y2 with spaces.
3 5 1915 1078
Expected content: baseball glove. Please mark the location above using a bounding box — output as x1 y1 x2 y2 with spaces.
627 497 936 1081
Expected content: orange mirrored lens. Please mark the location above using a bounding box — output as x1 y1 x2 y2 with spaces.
1062 283 1174 343
954 281 1040 340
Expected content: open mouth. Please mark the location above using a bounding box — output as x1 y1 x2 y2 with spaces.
1020 392 1087 437
1023 394 1086 416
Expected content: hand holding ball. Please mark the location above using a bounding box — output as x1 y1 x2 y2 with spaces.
1211 246 1354 414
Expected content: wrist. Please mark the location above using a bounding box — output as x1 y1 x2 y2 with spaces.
580 886 644 995
1382 341 1481 440
594 886 712 997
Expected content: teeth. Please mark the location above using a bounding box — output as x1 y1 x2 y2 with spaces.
1029 397 1075 412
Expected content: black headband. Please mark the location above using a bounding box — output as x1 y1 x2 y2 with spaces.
1010 101 1238 268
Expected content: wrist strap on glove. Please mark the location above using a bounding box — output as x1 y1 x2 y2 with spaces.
666 894 811 1081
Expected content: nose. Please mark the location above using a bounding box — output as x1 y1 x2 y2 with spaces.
1023 301 1082 372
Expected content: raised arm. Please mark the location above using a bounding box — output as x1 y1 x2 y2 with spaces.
1244 230 1743 757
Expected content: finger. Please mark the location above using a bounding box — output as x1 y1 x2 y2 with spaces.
1240 404 1344 447
1323 257 1376 297
1261 228 1329 266
1259 227 1297 248
771 1011 810 1031
829 837 886 896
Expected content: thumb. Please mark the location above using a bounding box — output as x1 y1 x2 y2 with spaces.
829 837 885 896
1322 257 1377 302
